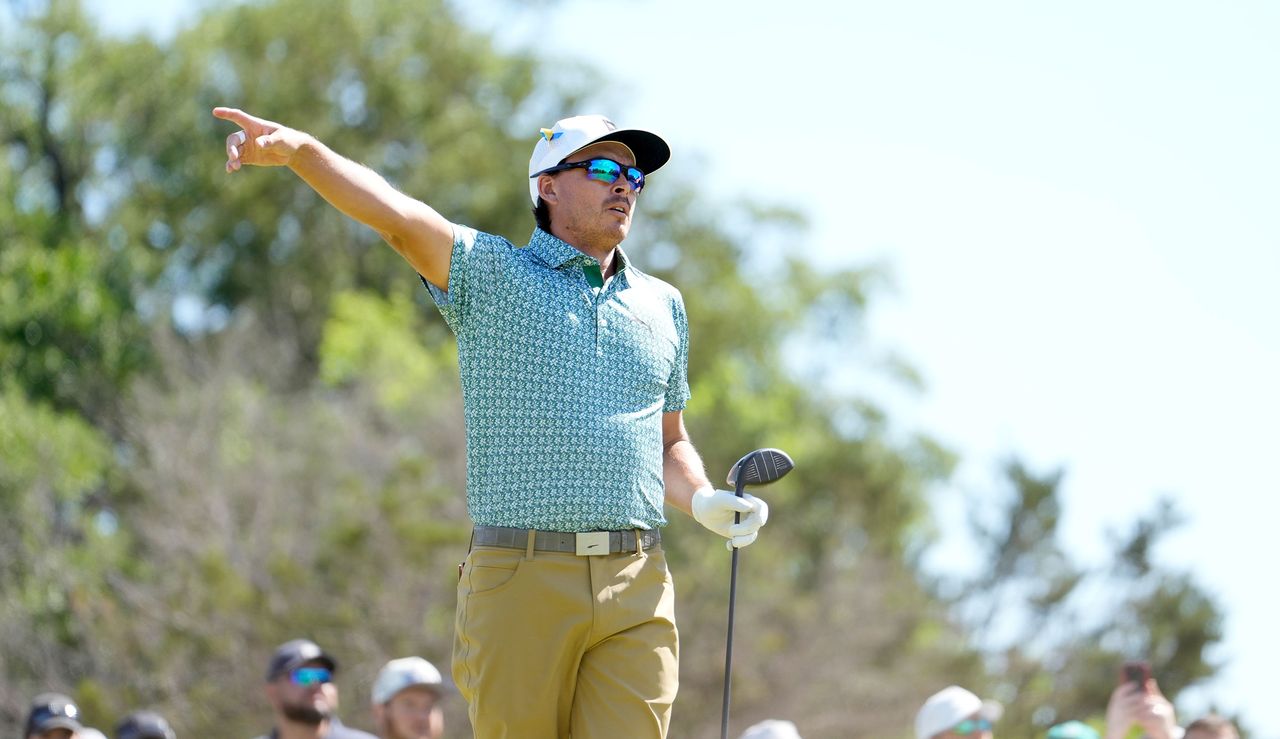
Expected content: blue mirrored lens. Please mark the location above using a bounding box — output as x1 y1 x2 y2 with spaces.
624 166 645 191
584 159 623 183
953 718 992 735
291 667 333 686
582 159 644 192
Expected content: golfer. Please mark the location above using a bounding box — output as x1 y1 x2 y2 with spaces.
214 108 769 738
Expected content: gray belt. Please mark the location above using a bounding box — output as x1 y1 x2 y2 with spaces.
472 525 661 556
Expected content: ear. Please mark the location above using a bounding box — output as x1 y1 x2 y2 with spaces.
537 173 559 205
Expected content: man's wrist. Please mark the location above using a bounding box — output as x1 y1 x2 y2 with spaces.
287 132 320 169
689 486 716 519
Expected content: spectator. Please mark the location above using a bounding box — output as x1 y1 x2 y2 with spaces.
255 638 376 739
24 693 83 739
1184 715 1239 739
915 685 1002 739
739 718 803 738
1103 679 1180 739
1048 720 1100 739
370 657 447 739
116 711 176 739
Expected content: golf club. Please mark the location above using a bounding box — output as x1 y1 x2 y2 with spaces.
721 447 794 739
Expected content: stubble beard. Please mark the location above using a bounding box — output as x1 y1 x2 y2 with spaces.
281 699 329 725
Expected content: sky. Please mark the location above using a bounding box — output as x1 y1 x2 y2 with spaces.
85 0 1279 734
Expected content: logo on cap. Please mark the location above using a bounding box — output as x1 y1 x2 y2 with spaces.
539 128 563 142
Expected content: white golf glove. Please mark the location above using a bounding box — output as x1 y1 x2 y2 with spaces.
691 486 770 549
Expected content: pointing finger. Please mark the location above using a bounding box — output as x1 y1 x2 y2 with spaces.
212 106 262 130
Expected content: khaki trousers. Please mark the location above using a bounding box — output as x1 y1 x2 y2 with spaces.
452 538 679 738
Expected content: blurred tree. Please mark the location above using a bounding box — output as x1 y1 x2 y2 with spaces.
0 0 153 424
950 460 1227 735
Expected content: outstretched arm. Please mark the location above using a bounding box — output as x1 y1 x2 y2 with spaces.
212 106 454 290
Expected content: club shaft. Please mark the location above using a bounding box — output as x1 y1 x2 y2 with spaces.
721 545 740 739
721 475 746 739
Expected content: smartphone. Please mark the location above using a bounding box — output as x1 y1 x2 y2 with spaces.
1121 660 1151 691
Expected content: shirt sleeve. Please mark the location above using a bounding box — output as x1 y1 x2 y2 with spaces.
663 289 691 412
423 224 511 337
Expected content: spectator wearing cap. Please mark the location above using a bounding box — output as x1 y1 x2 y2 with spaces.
739 719 802 739
370 657 447 739
256 638 376 739
915 686 1002 739
24 693 83 739
116 711 176 739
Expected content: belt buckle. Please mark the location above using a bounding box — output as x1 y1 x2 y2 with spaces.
575 531 610 556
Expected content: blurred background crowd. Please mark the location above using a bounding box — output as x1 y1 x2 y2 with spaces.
17 646 1239 738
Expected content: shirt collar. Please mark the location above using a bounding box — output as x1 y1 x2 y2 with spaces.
527 228 629 274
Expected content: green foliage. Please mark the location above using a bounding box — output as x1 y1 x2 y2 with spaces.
319 289 456 415
0 383 120 725
952 462 1227 735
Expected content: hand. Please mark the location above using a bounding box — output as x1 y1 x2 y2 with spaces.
212 107 307 173
1104 680 1180 739
691 487 769 549
1132 681 1179 739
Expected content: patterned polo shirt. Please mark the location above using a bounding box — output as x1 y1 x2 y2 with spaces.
424 225 691 532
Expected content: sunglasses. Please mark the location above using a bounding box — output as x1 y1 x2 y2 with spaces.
952 718 993 735
290 666 333 686
532 158 645 193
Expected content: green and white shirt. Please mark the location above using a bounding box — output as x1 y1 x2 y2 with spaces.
425 226 691 531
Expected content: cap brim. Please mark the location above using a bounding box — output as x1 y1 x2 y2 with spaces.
574 128 670 175
272 653 338 680
34 717 83 732
979 699 1004 721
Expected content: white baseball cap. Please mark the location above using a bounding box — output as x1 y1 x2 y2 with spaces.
527 114 671 205
740 718 803 739
915 685 1002 739
371 656 447 704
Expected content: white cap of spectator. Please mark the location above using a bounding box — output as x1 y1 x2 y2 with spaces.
915 685 1003 739
740 718 802 739
372 656 448 704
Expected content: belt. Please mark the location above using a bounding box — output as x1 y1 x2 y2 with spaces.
472 525 661 556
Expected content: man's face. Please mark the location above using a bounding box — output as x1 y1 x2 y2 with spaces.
538 141 640 249
266 661 338 726
32 731 74 739
375 686 443 739
935 713 993 739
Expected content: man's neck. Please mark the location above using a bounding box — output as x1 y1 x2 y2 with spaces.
547 226 620 279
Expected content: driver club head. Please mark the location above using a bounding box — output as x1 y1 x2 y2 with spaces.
726 448 794 487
